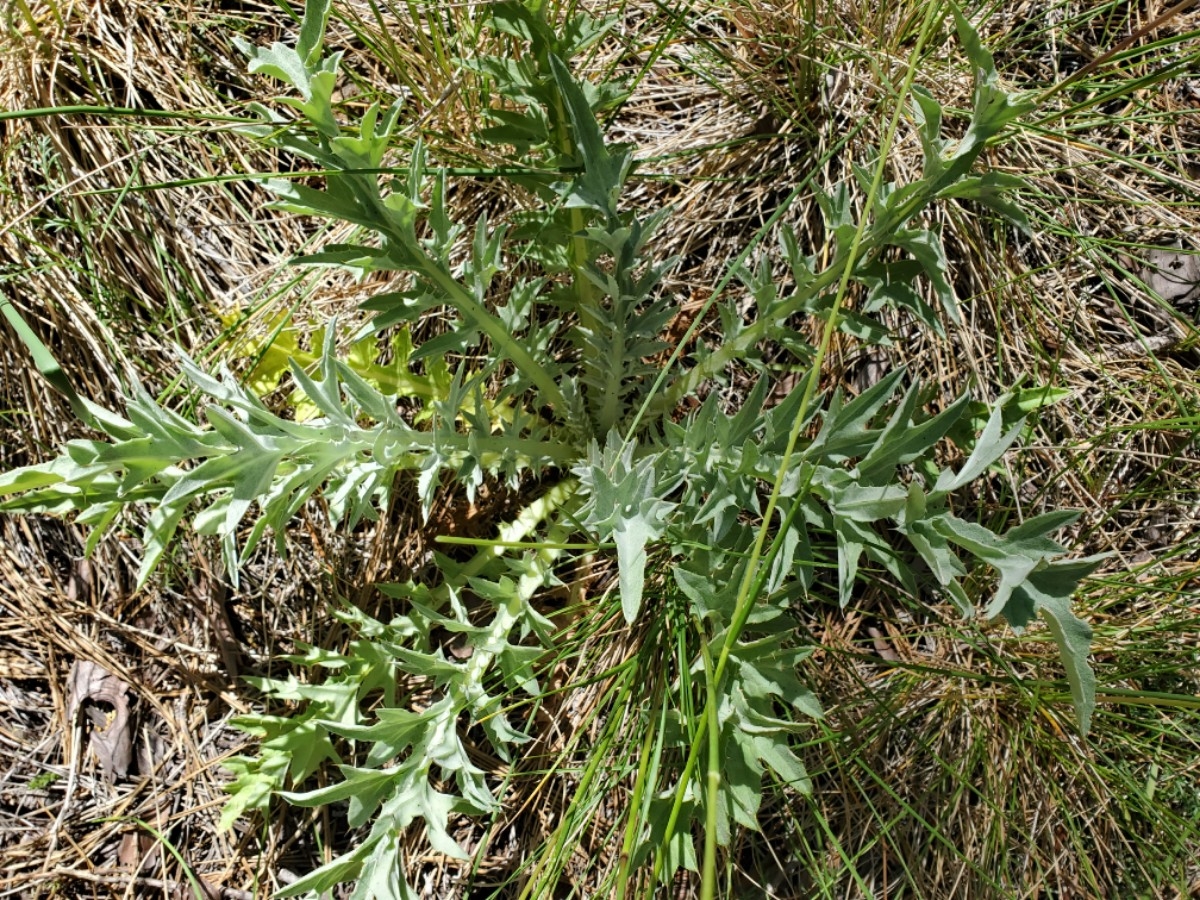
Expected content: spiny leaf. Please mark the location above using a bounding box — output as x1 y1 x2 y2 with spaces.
547 53 633 219
578 438 677 622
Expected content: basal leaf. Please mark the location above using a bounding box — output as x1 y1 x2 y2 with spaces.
932 514 1047 618
235 40 311 98
934 400 1026 494
578 439 676 622
219 751 290 831
297 0 334 67
1037 592 1097 735
614 511 656 623
275 839 377 898
1004 555 1105 734
284 765 397 827
352 830 416 900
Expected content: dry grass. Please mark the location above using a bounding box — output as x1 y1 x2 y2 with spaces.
1 0 1198 897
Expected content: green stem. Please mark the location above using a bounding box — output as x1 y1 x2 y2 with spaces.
615 672 664 900
419 263 568 410
435 535 605 551
698 628 721 900
655 259 846 412
0 104 245 123
648 713 704 890
460 480 577 582
643 120 868 427
713 0 943 693
648 490 806 888
654 177 936 418
517 659 639 900
654 0 945 878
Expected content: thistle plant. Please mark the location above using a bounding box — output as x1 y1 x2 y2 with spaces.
0 1 1104 895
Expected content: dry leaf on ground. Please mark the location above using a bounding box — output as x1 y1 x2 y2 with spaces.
66 660 134 781
1140 246 1200 310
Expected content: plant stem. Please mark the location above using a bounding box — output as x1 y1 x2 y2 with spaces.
714 0 943 691
655 0 945 876
633 121 869 432
517 658 639 900
698 627 721 900
615 672 664 900
419 262 569 410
